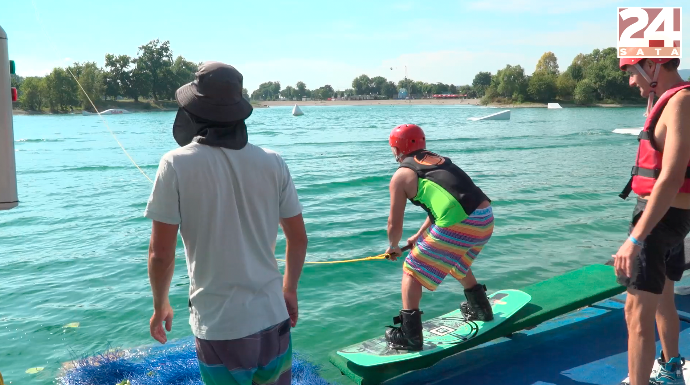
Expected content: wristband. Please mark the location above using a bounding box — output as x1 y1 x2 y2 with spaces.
629 235 643 247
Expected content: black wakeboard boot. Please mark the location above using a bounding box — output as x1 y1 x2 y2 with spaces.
460 284 494 321
385 309 424 351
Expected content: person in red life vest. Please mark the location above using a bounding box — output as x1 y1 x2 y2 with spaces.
615 57 690 385
383 124 494 351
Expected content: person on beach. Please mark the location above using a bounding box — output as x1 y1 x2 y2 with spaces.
383 123 495 351
615 57 690 385
144 61 308 385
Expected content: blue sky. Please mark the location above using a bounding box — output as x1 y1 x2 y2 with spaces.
3 0 688 92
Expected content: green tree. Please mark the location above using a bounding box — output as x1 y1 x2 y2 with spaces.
135 39 174 101
574 79 597 105
280 85 296 100
168 56 198 98
104 54 132 100
472 72 492 97
44 67 79 112
19 77 46 111
251 81 281 101
242 88 249 100
69 62 105 110
556 72 577 100
431 82 450 95
10 74 23 92
315 84 335 100
381 81 398 98
495 65 528 101
449 84 458 94
352 74 371 95
528 71 558 102
370 76 387 95
535 52 560 75
296 81 307 99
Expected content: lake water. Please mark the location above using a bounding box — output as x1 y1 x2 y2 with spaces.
0 104 648 384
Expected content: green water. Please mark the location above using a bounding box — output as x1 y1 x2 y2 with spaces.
1 105 646 384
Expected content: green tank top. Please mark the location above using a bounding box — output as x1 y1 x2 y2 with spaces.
400 150 489 227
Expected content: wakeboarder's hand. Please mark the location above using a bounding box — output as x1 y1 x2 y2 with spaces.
150 302 173 344
386 245 402 261
284 289 299 327
613 238 641 279
406 233 421 249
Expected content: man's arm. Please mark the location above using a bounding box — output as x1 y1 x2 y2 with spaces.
280 214 308 292
418 216 432 235
280 213 307 327
148 220 179 311
631 93 690 241
388 169 410 248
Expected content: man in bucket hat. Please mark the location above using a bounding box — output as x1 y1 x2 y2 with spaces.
144 61 308 385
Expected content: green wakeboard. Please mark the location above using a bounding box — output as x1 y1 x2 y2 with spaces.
336 289 531 367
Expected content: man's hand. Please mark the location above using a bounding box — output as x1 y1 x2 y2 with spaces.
406 233 421 249
613 238 642 278
284 289 298 327
150 302 174 344
386 245 402 261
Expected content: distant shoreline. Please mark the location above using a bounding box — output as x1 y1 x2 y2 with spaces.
258 99 647 108
11 99 647 115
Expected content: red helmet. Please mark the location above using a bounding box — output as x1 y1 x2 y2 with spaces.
619 57 676 70
389 124 425 156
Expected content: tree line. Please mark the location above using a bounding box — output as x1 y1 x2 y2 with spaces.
11 39 200 112
251 47 670 105
13 44 684 111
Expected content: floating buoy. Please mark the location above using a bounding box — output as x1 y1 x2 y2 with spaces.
468 110 510 121
292 104 304 116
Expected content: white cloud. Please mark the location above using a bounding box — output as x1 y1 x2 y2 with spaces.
467 0 623 14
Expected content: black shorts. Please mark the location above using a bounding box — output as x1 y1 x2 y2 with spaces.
616 198 690 295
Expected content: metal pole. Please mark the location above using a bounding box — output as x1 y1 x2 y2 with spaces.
0 24 18 211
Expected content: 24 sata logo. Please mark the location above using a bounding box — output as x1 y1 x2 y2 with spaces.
618 7 682 58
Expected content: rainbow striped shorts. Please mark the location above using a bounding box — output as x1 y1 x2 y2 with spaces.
195 319 292 385
404 206 494 291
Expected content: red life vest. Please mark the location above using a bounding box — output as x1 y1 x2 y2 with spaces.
620 82 690 199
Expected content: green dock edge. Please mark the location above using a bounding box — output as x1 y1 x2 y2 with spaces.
328 264 625 385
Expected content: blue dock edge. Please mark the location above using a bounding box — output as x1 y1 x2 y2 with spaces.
382 272 690 385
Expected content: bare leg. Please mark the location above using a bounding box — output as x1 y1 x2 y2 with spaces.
656 278 680 359
457 268 478 289
625 288 661 385
402 273 423 310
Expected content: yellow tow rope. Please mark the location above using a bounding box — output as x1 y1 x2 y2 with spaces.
277 245 411 265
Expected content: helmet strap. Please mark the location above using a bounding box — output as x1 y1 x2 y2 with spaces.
634 62 662 117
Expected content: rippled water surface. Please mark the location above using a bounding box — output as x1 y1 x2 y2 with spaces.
1 105 648 384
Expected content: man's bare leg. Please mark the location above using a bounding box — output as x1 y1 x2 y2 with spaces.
656 278 680 360
625 288 661 385
402 273 423 310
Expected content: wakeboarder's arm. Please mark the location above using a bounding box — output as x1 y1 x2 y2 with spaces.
631 93 690 241
388 169 410 248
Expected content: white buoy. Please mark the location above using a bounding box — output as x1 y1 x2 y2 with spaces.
0 24 18 211
547 103 563 109
292 104 304 116
612 127 643 135
468 110 510 121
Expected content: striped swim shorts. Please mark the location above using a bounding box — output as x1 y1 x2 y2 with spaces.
404 206 495 291
195 319 292 385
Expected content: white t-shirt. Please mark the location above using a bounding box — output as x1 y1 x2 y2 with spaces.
144 142 302 340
